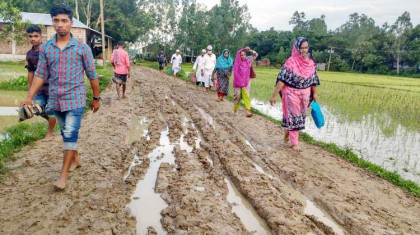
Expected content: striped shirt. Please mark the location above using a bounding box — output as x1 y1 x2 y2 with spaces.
35 34 97 112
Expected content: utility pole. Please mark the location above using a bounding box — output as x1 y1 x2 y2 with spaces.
100 0 106 68
327 46 334 71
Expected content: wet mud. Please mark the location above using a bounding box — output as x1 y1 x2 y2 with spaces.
0 66 419 234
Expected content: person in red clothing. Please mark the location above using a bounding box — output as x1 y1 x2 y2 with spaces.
111 41 131 99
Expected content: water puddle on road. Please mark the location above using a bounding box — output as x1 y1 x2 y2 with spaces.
304 199 345 235
196 106 215 128
252 162 274 180
128 123 199 235
128 127 172 234
276 184 344 234
242 137 275 180
225 178 273 235
126 116 149 145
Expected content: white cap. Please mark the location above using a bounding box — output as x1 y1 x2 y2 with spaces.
201 49 206 53
176 49 180 53
207 45 212 51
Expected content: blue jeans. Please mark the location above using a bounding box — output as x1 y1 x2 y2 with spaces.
33 92 53 116
51 107 84 150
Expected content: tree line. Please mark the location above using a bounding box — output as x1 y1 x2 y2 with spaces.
1 0 419 76
251 11 420 76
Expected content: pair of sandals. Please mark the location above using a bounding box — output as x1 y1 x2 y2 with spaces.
18 104 43 122
112 76 126 85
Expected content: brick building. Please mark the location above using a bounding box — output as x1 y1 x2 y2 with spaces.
0 12 112 61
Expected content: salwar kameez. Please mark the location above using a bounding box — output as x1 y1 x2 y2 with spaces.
276 37 320 147
233 84 251 111
213 67 232 97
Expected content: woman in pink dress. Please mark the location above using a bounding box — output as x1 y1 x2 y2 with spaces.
270 37 320 151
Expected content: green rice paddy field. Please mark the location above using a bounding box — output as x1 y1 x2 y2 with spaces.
252 67 420 134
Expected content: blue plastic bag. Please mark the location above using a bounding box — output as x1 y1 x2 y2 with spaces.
310 101 325 128
167 67 173 74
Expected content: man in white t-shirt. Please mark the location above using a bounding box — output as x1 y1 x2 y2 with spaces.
170 49 182 77
192 49 206 88
202 45 216 91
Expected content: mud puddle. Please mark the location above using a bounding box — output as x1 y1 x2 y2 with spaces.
128 121 199 234
196 106 216 128
128 127 173 234
304 198 345 235
242 137 275 180
126 115 150 145
225 178 273 235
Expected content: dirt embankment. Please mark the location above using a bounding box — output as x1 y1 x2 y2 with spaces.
0 66 419 235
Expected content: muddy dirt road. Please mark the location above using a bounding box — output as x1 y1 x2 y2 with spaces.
1 66 419 235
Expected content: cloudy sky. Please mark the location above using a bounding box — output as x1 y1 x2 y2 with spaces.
196 0 420 31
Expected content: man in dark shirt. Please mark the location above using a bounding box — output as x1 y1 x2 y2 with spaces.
157 49 166 72
25 24 56 141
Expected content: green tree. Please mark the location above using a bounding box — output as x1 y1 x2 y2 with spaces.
0 1 29 44
389 11 413 75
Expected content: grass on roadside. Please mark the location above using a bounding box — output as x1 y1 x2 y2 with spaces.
0 76 28 90
0 122 47 173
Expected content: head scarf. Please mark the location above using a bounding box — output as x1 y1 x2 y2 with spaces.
283 37 316 78
215 49 233 69
233 48 251 88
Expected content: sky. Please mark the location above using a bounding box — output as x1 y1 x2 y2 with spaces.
196 0 420 31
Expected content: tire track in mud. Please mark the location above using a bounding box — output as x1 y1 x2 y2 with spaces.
1 66 419 235
139 65 419 234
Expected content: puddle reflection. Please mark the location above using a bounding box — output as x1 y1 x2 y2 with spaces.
304 199 345 235
225 178 272 235
128 123 198 235
128 127 173 235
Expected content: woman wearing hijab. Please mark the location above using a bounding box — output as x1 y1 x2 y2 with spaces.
269 37 320 152
233 47 254 117
213 49 233 101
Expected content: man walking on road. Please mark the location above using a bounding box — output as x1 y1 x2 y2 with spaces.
202 45 216 92
192 49 206 88
170 49 182 77
157 49 166 73
21 5 100 190
25 24 56 141
111 41 131 99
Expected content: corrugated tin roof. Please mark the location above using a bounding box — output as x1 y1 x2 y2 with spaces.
21 12 88 29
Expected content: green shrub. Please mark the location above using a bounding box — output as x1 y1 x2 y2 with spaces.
0 76 28 90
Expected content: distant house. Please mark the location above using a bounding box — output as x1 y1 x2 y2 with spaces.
0 12 113 61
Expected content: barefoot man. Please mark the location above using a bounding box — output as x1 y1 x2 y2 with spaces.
111 41 130 99
25 24 56 140
21 5 100 190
